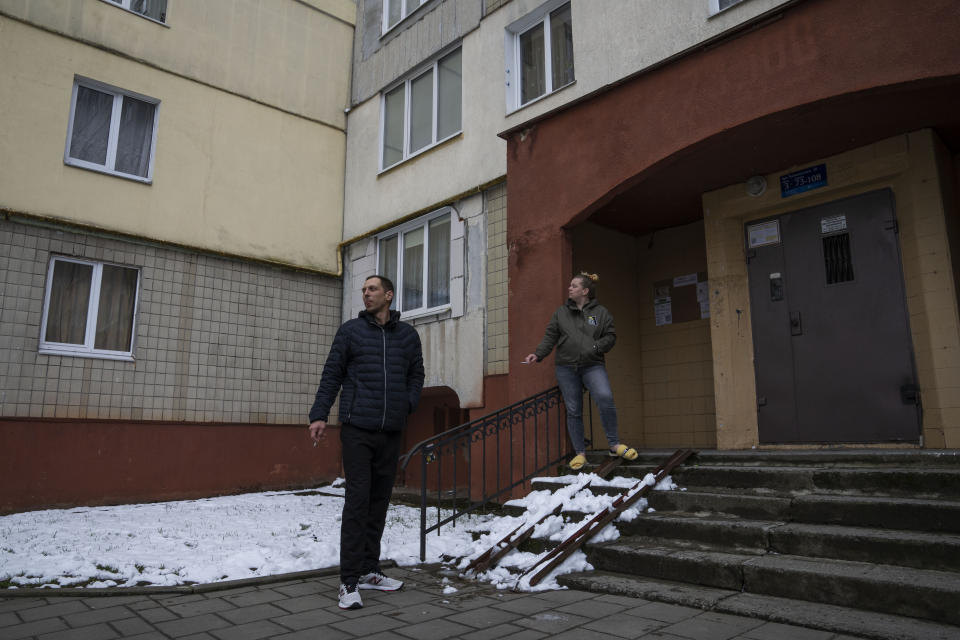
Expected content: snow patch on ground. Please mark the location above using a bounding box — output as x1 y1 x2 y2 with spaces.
1 472 679 593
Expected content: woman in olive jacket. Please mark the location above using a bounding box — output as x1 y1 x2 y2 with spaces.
523 272 637 470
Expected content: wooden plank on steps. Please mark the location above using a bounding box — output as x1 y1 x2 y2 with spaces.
517 448 696 588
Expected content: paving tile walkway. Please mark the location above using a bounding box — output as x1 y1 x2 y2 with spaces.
0 565 864 640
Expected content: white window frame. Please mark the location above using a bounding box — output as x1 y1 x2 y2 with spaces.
379 48 462 172
39 256 141 361
375 208 453 318
64 77 160 184
99 0 168 24
708 0 746 16
504 0 575 113
381 0 424 35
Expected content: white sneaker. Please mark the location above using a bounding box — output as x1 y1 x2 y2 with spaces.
338 582 363 609
358 571 404 591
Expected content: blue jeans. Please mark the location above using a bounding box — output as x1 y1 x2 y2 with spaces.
555 364 619 454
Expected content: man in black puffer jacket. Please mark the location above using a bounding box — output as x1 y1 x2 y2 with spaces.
308 275 424 610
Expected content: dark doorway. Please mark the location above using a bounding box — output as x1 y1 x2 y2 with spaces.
746 189 921 443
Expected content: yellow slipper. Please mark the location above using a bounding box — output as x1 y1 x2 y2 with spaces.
569 454 587 470
611 444 639 461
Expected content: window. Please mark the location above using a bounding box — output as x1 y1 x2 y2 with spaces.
505 0 574 111
382 0 423 33
709 0 745 15
65 78 159 182
40 257 140 359
377 210 452 315
381 49 462 170
104 0 167 23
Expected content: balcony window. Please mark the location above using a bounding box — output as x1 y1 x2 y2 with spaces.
105 0 167 23
377 211 451 315
506 1 574 111
383 0 423 33
381 48 462 170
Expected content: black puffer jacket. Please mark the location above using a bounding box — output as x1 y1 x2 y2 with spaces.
309 310 424 431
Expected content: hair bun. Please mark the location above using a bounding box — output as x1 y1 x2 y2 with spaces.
580 271 599 282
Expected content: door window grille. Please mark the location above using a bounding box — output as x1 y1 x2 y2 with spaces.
823 233 854 284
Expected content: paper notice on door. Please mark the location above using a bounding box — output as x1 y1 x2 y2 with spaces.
748 220 781 247
820 214 847 234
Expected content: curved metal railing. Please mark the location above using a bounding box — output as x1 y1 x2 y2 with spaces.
399 386 572 560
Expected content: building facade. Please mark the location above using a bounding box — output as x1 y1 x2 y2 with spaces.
500 0 960 450
6 0 958 513
0 0 356 512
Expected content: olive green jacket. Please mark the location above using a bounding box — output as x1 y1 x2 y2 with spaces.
534 298 616 366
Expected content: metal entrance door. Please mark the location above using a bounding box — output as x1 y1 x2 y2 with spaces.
746 189 920 443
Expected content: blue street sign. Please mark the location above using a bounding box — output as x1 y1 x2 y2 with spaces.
780 163 827 197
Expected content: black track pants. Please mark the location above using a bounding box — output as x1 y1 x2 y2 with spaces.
339 424 402 585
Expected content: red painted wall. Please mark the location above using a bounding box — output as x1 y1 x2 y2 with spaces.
505 0 960 406
1 420 341 514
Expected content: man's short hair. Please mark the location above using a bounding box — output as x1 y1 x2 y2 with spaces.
366 274 395 295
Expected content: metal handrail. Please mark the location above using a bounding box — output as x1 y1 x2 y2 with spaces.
399 386 571 561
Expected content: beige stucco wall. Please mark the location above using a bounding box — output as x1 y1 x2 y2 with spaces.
0 0 355 129
703 129 960 449
0 15 346 272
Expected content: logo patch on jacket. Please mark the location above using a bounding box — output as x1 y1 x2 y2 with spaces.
587 315 598 326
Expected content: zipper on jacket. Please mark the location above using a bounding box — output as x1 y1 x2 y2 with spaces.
379 324 387 431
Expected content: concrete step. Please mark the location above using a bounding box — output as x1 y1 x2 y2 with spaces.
557 571 960 640
790 493 960 533
615 513 960 573
647 489 960 533
585 538 960 626
647 488 794 520
670 465 960 498
584 448 960 469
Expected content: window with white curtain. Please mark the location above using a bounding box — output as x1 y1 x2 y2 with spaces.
381 48 462 170
382 0 424 33
65 78 159 182
505 0 574 111
377 210 451 315
40 257 140 360
104 0 168 23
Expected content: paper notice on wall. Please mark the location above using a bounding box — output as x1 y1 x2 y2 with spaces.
697 281 710 318
653 298 673 327
673 273 698 288
696 281 709 303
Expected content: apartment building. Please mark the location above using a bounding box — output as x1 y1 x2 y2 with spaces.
0 0 356 512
